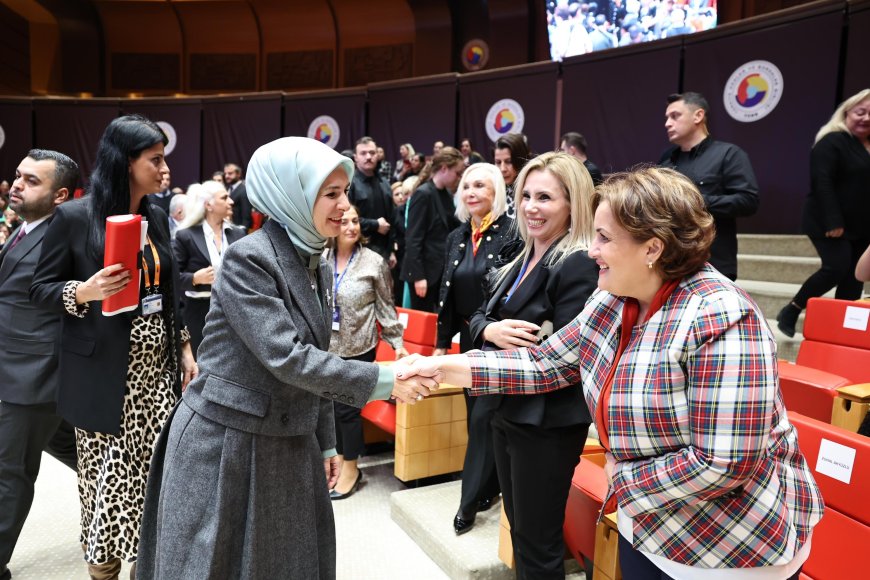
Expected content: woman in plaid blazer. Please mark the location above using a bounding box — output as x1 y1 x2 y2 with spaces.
398 167 823 578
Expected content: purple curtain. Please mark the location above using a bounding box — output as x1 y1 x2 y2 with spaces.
201 93 282 178
682 4 843 234
368 73 458 165
458 62 558 160
283 89 365 153
560 39 682 175
844 0 870 98
33 99 120 183
122 99 202 187
0 99 33 184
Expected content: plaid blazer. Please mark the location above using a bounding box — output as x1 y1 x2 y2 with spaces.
467 265 823 569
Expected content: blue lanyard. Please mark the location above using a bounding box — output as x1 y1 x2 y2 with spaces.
504 256 531 303
333 248 357 299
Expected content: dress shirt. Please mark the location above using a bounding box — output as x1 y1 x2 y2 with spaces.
659 137 759 279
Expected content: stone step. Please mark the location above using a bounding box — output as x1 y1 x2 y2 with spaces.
766 318 803 363
738 254 820 284
391 481 584 579
737 234 817 258
735 279 813 326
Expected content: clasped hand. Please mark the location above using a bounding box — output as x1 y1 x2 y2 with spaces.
390 354 445 404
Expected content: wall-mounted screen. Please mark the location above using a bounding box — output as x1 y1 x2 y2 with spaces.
547 0 718 60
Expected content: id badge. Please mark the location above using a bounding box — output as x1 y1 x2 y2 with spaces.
332 306 341 331
142 293 163 315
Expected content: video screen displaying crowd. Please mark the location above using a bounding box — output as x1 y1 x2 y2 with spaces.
546 0 718 59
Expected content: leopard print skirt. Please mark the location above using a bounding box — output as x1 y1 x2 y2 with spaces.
76 313 177 565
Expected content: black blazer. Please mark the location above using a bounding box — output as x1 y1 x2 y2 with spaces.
229 181 253 230
468 248 598 428
173 223 246 294
0 220 62 405
401 181 460 285
436 213 516 348
30 198 185 434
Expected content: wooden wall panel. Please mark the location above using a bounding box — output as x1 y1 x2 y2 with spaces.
0 3 31 95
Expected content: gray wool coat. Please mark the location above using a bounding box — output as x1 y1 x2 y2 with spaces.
136 220 381 580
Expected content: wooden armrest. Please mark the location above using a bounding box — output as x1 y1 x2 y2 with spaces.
837 383 870 402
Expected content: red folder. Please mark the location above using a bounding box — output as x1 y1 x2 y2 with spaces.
102 214 142 316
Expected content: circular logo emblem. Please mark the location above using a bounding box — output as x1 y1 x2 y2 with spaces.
485 99 525 143
156 121 177 156
0 124 6 151
462 39 490 71
307 115 340 149
723 60 784 123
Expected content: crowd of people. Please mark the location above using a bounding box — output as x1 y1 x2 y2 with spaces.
0 86 868 579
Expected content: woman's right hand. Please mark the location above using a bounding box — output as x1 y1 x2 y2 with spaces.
825 227 844 238
193 266 215 286
482 319 541 349
414 279 427 298
76 263 131 304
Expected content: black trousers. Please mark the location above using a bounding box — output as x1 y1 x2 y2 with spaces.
458 391 500 515
794 237 870 308
183 297 211 357
0 402 77 571
492 414 588 580
618 534 804 579
334 348 376 461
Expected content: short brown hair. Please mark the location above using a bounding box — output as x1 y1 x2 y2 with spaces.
593 167 715 280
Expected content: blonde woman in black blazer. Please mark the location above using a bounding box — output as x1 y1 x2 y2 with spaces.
173 180 245 355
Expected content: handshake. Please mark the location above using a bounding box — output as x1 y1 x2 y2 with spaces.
389 353 447 405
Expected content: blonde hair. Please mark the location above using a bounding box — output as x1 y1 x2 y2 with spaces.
593 167 714 280
180 180 227 229
815 88 870 144
400 143 415 158
493 152 594 288
454 163 507 223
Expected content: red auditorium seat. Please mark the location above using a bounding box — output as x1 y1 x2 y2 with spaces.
360 400 396 436
789 412 870 580
778 362 850 423
796 298 870 385
563 453 608 564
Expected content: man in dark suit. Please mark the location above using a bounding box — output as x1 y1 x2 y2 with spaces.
559 131 604 185
0 149 79 580
224 162 253 231
348 137 395 265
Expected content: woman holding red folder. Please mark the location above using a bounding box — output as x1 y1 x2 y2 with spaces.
31 114 196 579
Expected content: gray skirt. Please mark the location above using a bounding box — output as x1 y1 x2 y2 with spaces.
136 401 336 579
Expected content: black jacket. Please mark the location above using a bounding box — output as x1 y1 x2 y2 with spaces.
228 181 253 230
401 181 460 285
468 247 598 428
173 223 246 294
802 131 870 239
30 199 185 434
659 137 760 279
436 213 516 348
348 171 394 261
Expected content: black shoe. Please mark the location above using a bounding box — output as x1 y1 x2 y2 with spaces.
0 566 10 580
454 511 476 535
477 495 500 512
776 303 801 338
330 469 363 500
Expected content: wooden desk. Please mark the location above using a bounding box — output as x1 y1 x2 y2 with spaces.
394 384 467 481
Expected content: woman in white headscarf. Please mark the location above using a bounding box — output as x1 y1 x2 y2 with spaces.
136 138 436 580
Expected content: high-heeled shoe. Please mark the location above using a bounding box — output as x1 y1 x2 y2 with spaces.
330 469 363 500
453 511 476 535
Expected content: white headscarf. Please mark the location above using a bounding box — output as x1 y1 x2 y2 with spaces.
246 137 354 258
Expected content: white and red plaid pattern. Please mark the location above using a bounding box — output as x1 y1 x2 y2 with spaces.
467 265 823 569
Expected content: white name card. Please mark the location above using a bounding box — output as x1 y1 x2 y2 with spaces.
815 438 856 484
398 312 409 329
842 305 869 332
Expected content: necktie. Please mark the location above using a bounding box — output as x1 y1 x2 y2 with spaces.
6 227 26 251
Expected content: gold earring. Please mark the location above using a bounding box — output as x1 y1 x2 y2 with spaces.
647 261 654 269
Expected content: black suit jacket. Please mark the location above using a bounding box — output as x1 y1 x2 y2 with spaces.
228 181 253 230
173 223 246 293
401 181 460 285
0 220 62 405
29 198 185 434
468 248 598 428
